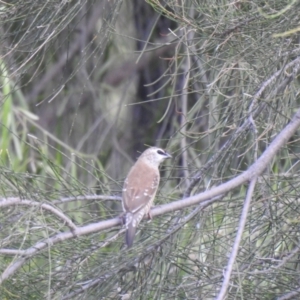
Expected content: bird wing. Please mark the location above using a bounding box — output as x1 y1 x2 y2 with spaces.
122 161 160 214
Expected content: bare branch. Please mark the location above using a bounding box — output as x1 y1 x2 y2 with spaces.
277 287 300 300
184 56 300 197
0 197 77 231
0 217 120 283
54 195 122 205
1 106 300 284
216 177 257 300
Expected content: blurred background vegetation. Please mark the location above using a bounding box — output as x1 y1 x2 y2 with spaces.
1 0 300 299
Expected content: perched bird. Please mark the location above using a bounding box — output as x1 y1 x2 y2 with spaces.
122 147 172 247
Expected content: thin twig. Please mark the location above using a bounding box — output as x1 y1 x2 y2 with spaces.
0 197 77 231
216 177 257 300
1 106 300 283
54 195 122 205
184 55 300 198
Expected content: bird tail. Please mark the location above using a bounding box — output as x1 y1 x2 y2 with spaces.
125 213 137 247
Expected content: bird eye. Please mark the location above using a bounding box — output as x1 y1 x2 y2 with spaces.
157 150 165 155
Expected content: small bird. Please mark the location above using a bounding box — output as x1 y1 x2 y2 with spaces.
122 147 172 247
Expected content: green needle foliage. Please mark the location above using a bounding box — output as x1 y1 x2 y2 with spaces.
1 0 300 299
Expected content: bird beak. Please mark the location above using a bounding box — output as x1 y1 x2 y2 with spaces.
165 151 172 158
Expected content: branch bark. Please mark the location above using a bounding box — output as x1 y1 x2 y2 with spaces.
1 106 300 284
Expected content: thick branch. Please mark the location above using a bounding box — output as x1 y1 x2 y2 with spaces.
1 107 300 283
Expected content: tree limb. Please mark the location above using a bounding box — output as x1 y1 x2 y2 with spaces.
1 106 300 284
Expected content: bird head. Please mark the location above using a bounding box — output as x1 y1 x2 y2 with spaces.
138 147 172 167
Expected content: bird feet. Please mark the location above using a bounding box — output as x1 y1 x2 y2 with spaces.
147 211 153 222
119 212 126 225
